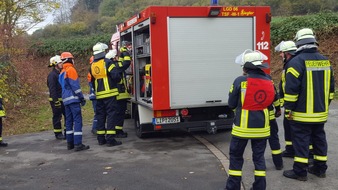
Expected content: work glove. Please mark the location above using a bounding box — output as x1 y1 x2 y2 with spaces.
275 106 281 118
284 109 293 120
80 99 86 107
54 101 61 108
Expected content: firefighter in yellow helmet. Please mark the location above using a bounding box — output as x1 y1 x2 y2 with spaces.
90 43 122 146
47 55 66 140
283 28 335 181
225 50 276 190
0 94 8 147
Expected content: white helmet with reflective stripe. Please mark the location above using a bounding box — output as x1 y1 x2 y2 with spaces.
275 41 297 54
294 28 317 46
49 55 62 67
93 42 109 55
235 49 269 69
105 49 117 59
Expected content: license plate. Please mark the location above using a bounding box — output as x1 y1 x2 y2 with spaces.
153 116 180 124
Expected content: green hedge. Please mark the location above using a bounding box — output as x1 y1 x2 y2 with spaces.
271 11 338 45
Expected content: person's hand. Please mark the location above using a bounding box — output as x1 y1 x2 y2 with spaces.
275 107 281 118
284 109 293 120
54 101 61 108
80 99 86 107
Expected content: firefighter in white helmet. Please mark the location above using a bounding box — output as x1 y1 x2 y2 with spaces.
274 41 297 158
47 55 66 140
90 43 122 146
283 28 335 181
225 50 276 190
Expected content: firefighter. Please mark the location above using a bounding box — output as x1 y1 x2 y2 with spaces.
112 41 132 138
90 43 122 146
275 41 297 158
283 28 335 181
268 83 283 170
59 52 89 151
87 56 98 135
47 55 66 140
225 50 275 190
0 94 8 147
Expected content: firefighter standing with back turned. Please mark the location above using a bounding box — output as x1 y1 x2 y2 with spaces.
225 50 275 190
283 28 335 181
275 41 297 158
47 55 66 140
90 42 122 146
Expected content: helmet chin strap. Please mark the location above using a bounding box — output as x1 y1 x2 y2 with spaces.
283 52 287 63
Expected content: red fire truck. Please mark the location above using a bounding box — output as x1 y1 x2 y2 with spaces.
114 6 271 137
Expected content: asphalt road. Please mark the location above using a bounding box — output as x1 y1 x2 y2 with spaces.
1 101 338 190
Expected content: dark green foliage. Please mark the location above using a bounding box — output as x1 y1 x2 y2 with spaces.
29 34 111 57
271 11 338 45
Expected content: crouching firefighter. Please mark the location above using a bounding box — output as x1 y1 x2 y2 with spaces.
225 50 275 190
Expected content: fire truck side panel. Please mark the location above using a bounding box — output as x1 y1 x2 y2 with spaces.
168 17 254 108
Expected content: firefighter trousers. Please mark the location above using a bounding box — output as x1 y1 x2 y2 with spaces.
268 119 283 167
96 96 118 144
65 103 83 145
115 99 127 132
225 136 267 190
283 116 294 154
290 121 328 177
0 117 3 139
49 101 66 136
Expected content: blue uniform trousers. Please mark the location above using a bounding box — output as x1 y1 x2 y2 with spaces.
290 122 327 176
96 96 118 144
268 119 283 167
115 99 127 131
225 136 267 190
283 116 294 154
65 103 83 145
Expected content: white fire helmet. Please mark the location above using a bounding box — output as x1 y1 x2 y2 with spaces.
235 49 269 69
275 41 297 55
294 28 317 46
49 55 62 67
105 49 117 59
93 42 108 55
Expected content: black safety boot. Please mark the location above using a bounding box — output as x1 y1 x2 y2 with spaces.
55 133 65 140
0 141 8 147
275 165 284 170
283 170 307 181
74 144 90 151
98 139 107 145
67 142 74 150
115 130 128 138
308 166 326 178
281 150 294 158
106 139 122 147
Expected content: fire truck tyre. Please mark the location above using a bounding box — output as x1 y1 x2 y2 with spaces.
134 110 145 138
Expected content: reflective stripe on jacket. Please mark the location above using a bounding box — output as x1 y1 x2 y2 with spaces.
284 48 335 123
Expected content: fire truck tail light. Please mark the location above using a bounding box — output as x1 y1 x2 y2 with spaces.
155 125 162 130
154 110 177 117
180 109 189 116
